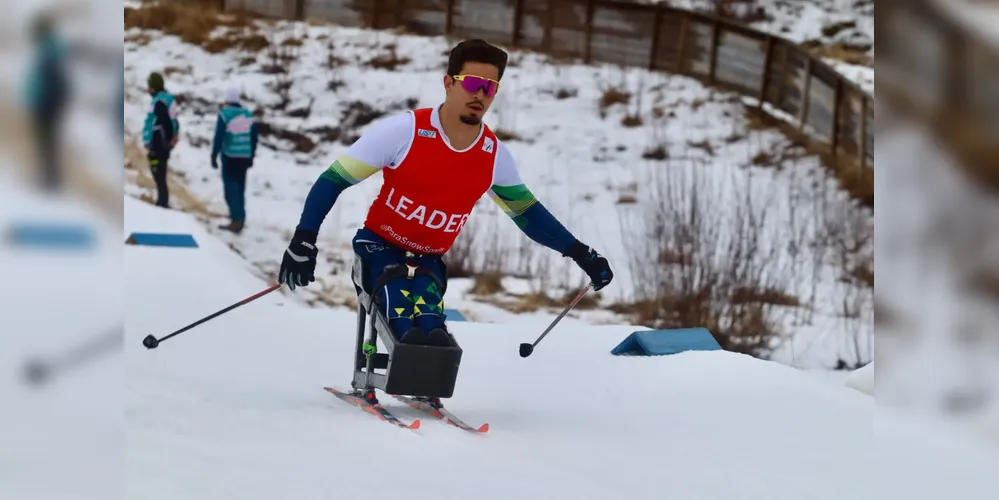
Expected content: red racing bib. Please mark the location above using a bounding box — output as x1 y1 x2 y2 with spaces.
363 108 497 255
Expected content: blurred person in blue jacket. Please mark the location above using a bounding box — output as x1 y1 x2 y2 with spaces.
143 71 179 208
22 13 70 193
210 86 258 234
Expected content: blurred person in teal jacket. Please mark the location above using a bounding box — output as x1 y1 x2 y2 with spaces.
210 86 258 234
142 71 179 208
22 13 70 193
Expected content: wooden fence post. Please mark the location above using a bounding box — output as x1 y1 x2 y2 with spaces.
542 0 554 53
675 12 689 73
648 4 662 71
797 55 813 132
757 35 773 107
395 0 405 30
370 0 380 29
512 0 524 46
860 96 869 169
708 20 721 84
831 77 843 156
775 40 790 109
584 0 596 63
445 0 455 36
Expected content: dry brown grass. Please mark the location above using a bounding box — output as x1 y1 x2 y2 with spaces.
366 44 411 71
484 291 561 314
621 114 643 127
751 150 775 166
687 139 715 156
124 137 226 219
599 87 630 111
565 289 601 310
806 42 873 67
125 32 152 45
494 128 521 141
731 286 801 307
124 1 269 54
642 145 668 160
616 192 638 204
613 158 811 357
470 272 505 296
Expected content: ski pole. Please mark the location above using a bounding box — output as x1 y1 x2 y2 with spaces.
23 324 122 386
519 282 593 358
142 283 283 349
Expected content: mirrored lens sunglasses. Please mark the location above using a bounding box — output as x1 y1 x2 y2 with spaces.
452 74 500 97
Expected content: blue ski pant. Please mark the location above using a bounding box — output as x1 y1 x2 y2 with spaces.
351 227 448 340
221 156 250 223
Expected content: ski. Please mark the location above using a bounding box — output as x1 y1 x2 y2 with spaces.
324 387 420 430
391 394 489 433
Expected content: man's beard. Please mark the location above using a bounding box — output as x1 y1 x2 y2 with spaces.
459 113 481 125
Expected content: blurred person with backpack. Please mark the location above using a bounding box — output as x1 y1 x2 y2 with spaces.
210 86 258 234
142 71 179 208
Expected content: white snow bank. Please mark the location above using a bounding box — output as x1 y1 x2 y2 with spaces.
845 361 874 396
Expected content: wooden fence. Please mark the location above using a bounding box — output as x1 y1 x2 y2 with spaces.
878 0 999 190
195 0 874 170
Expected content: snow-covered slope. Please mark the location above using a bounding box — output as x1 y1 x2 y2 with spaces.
123 4 873 369
123 193 871 499
0 168 121 500
121 192 999 500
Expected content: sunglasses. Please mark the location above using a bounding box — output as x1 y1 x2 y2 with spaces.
452 74 501 97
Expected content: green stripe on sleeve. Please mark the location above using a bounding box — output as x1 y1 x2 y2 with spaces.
489 183 538 218
320 155 380 188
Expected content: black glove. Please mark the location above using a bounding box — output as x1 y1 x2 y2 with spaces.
565 240 613 291
279 229 318 291
211 156 218 169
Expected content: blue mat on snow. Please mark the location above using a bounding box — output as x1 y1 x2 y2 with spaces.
443 309 467 322
125 232 199 248
5 222 96 250
611 328 721 356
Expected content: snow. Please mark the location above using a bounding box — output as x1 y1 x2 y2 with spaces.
844 361 873 396
0 168 121 500
117 193 999 500
123 5 873 370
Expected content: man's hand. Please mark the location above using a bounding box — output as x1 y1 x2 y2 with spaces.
278 230 319 291
565 241 613 291
211 156 218 169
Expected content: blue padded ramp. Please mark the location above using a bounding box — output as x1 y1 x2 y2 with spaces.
125 232 199 248
611 328 721 356
4 222 96 250
443 309 467 322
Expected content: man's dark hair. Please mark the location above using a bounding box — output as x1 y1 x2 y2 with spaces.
446 39 508 80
